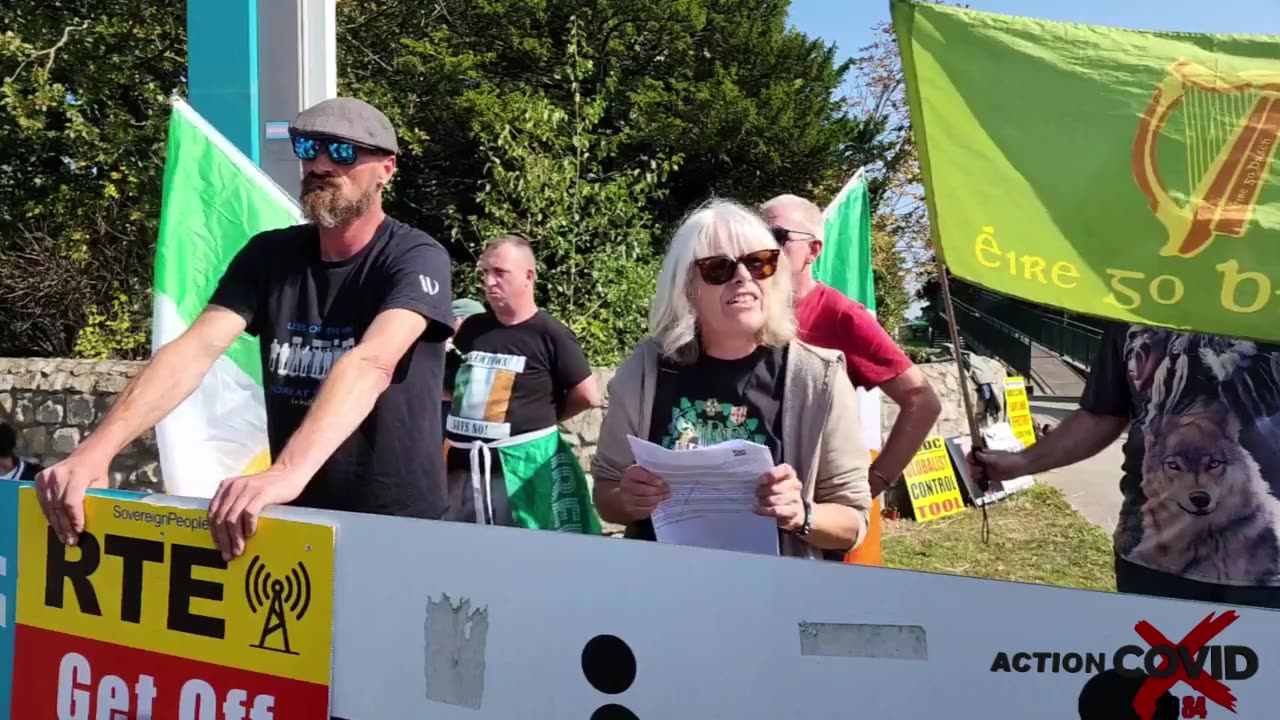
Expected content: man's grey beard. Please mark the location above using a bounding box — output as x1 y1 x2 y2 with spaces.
301 182 377 229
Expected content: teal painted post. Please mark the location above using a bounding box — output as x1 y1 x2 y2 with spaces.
186 0 260 164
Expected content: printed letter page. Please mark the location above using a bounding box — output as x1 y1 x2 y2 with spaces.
626 436 779 556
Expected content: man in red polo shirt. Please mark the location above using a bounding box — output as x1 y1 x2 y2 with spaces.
762 194 941 498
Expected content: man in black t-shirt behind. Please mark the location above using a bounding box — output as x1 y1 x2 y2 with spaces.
443 234 600 525
35 97 454 561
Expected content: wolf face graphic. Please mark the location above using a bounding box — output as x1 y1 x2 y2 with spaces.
1124 330 1280 584
1133 398 1280 583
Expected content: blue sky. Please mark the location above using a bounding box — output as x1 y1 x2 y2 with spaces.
788 0 1280 70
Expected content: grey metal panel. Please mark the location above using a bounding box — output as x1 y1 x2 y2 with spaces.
258 0 304 199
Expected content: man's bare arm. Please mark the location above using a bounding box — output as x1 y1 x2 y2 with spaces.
36 306 246 545
269 308 427 480
871 367 942 492
973 408 1128 485
1018 409 1127 474
559 376 601 421
75 306 248 466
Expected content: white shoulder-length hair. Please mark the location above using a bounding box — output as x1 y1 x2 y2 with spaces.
648 198 797 362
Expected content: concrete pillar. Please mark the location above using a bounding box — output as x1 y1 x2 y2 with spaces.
187 0 337 199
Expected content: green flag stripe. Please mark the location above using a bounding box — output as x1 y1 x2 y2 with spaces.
153 98 302 382
813 170 875 310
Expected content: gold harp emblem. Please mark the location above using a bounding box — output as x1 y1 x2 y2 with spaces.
1132 59 1280 258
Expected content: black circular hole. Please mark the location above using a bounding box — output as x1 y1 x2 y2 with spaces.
590 704 640 720
581 634 637 694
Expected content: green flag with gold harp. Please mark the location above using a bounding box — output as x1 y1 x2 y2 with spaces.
892 0 1280 340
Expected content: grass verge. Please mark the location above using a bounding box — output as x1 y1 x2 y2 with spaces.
882 483 1117 592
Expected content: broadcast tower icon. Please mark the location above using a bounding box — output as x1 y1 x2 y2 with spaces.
245 555 312 655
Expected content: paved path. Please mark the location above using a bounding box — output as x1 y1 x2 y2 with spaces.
1028 343 1086 397
1028 398 1124 534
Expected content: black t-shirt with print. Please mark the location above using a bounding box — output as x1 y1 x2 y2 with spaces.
1081 322 1280 586
444 310 591 464
209 217 454 519
624 344 787 541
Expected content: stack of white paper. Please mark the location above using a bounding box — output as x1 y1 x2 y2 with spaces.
626 436 780 556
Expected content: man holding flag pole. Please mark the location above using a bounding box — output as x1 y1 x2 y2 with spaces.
892 0 1280 606
764 178 941 562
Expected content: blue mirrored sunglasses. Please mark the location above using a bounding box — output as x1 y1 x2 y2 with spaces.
292 136 362 166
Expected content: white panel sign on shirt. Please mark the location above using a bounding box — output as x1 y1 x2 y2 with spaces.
139 493 1280 720
448 350 529 440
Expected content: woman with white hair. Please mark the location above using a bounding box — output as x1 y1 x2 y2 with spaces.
592 199 871 558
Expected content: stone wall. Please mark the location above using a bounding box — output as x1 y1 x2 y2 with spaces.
559 368 614 472
881 361 1003 442
0 358 987 494
0 358 159 490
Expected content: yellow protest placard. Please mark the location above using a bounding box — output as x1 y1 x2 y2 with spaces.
903 436 966 523
16 489 335 687
1004 376 1037 449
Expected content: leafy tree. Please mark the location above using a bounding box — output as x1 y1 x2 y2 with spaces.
338 0 871 239
0 1 185 358
844 19 939 333
454 19 677 365
336 0 886 362
0 0 918 363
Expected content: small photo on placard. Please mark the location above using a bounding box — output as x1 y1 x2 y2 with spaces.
944 434 998 507
947 423 1037 508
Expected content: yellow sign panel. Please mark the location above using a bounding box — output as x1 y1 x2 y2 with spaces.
903 436 966 523
16 488 335 685
1004 376 1037 449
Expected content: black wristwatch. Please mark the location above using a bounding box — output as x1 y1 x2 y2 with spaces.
788 498 813 537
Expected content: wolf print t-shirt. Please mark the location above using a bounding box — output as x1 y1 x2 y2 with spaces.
1082 323 1280 586
443 310 592 459
622 345 787 541
209 217 455 519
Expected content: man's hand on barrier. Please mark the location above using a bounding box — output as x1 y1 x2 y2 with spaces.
208 469 308 561
34 455 109 546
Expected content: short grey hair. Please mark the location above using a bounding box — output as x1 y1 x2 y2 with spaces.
760 193 825 242
648 199 797 363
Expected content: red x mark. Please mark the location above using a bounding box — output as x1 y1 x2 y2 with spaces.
1132 610 1240 720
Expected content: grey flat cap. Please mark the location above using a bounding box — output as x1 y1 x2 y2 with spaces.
290 97 398 155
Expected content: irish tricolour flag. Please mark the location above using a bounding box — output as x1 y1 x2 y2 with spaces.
151 98 302 498
812 169 881 454
812 170 884 565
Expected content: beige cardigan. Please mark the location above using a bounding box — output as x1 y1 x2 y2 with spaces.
591 338 871 558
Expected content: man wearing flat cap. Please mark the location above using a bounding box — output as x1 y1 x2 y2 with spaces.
35 97 456 560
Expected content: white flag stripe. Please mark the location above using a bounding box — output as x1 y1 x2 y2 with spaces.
152 295 268 498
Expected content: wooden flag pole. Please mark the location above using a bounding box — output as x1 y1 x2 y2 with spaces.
935 263 992 542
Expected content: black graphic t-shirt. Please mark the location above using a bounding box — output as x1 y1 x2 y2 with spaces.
444 310 591 455
210 217 454 519
624 345 787 541
1082 323 1280 586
